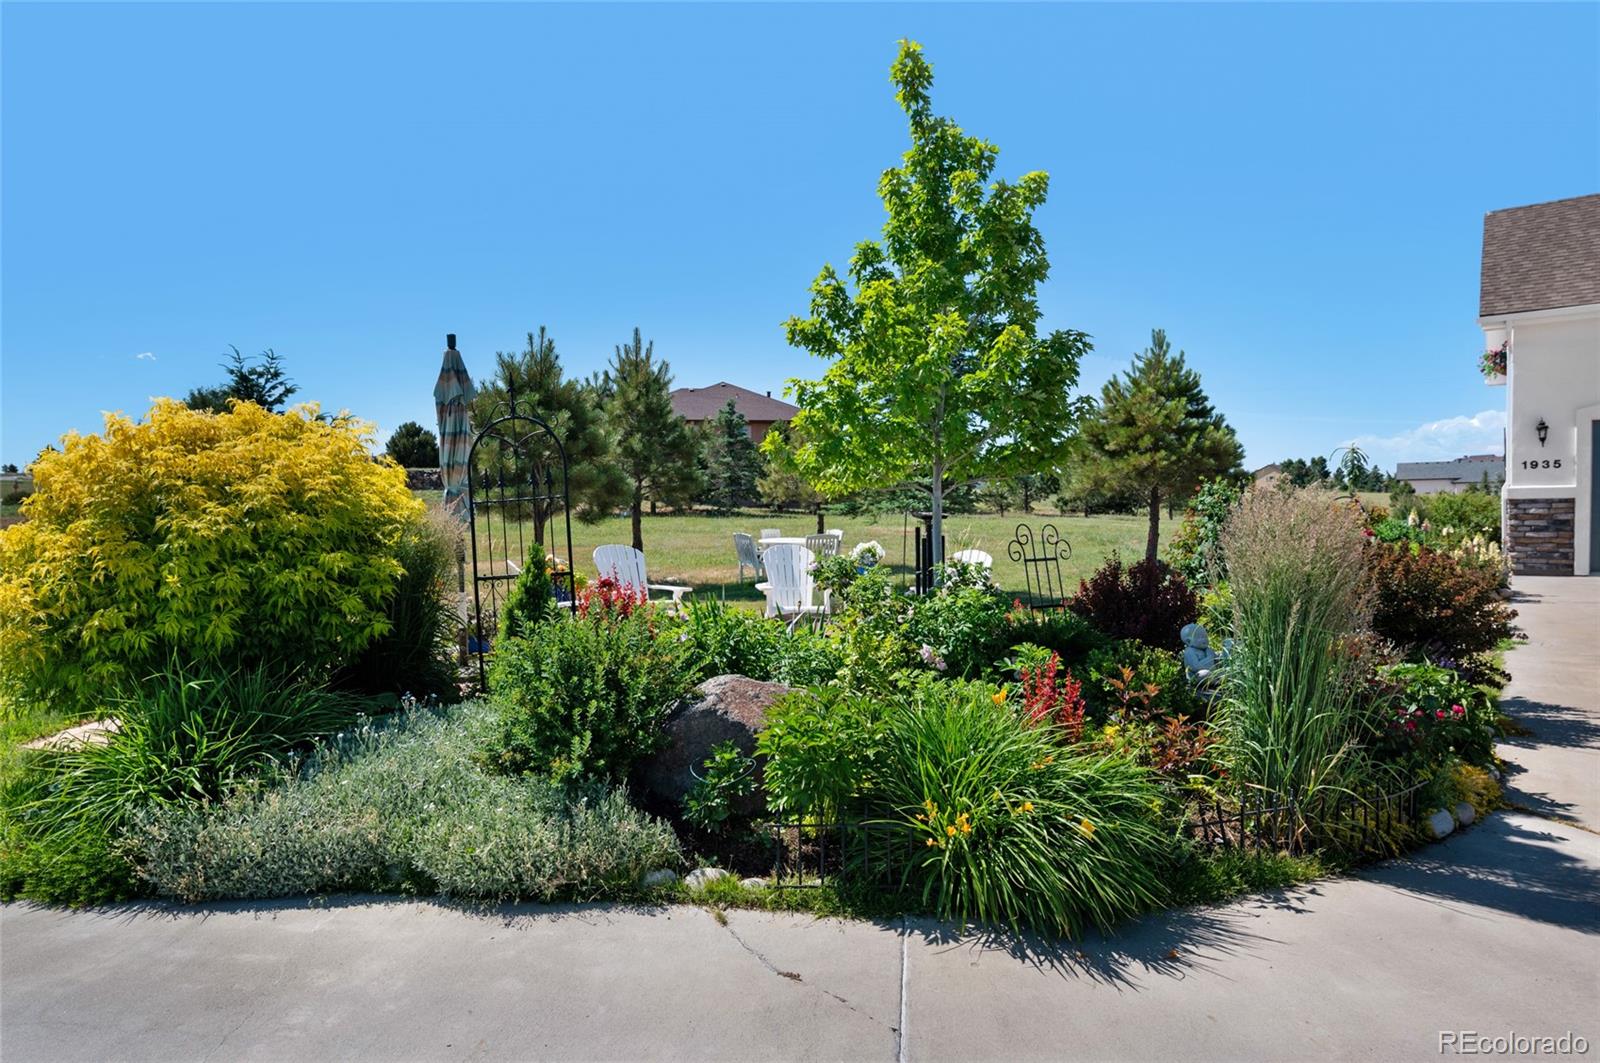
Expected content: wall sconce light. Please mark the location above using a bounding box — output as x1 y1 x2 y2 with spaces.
1536 418 1549 447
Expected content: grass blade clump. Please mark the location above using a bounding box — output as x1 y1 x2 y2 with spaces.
868 680 1174 937
1214 489 1379 817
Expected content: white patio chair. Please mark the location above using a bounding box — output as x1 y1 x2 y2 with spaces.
805 533 841 558
592 544 691 604
733 532 764 581
950 548 994 571
825 528 844 539
755 543 825 622
760 527 783 541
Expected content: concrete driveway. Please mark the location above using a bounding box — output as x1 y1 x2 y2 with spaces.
3 576 1596 1062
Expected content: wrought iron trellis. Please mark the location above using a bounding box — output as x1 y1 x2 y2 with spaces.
465 385 575 689
1006 523 1073 612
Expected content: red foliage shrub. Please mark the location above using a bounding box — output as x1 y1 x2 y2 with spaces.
1367 545 1516 663
1068 557 1198 650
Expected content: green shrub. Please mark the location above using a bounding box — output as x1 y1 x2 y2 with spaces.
499 550 555 642
757 688 886 819
129 702 681 902
1214 489 1378 806
868 680 1174 936
0 400 421 712
1199 581 1233 638
683 741 760 831
1373 662 1498 770
484 610 693 782
1082 640 1204 721
1419 490 1501 544
771 627 845 686
336 507 462 702
1000 608 1109 672
677 598 783 681
900 586 1011 678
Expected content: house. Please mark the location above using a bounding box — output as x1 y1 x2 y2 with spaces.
1251 463 1283 487
1393 455 1505 495
669 382 799 445
1479 193 1600 575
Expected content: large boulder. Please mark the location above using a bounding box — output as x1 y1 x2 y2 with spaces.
640 674 791 814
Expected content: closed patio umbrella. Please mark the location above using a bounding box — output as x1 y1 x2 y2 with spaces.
434 333 476 509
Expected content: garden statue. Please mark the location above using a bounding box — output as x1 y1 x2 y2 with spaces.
1180 623 1218 682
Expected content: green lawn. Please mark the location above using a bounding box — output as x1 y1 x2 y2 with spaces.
438 502 1173 604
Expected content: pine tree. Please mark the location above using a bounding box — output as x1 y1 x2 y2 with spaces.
602 327 703 551
385 421 440 468
702 401 764 513
472 327 628 542
1073 329 1244 567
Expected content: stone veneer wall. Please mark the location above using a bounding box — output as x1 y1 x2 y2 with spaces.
404 467 443 491
1505 497 1575 575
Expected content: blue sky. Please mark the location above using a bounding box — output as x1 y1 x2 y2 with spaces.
3 2 1596 474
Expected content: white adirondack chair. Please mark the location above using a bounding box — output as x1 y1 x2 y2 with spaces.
592 545 691 604
760 527 783 541
950 548 994 572
733 532 764 581
805 532 841 558
825 528 844 540
755 543 824 621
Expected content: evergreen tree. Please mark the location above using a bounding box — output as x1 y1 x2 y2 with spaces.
758 421 831 532
601 327 703 551
1073 329 1244 566
701 401 764 513
385 421 440 468
471 327 628 541
185 346 298 413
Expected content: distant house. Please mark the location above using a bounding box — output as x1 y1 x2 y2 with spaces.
669 382 799 445
1251 463 1283 487
1393 455 1505 495
1479 193 1600 575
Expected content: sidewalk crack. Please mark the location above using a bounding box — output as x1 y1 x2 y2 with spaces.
712 912 900 1035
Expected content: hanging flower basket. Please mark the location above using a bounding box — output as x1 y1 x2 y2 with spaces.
1480 342 1507 385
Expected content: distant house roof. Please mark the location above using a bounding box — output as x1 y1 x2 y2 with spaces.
1480 193 1600 317
1394 454 1505 484
1252 463 1281 481
670 382 799 423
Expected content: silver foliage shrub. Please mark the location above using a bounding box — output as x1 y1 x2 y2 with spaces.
130 702 681 902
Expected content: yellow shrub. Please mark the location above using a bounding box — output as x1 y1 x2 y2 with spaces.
0 400 422 710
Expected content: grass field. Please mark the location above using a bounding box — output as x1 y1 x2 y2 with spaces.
443 503 1173 604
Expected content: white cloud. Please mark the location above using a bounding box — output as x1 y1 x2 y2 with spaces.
134 352 156 361
1342 409 1506 472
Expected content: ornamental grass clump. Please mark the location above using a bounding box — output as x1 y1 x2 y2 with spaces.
1214 489 1377 807
870 680 1173 937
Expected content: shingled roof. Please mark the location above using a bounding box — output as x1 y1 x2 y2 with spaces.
670 382 799 423
1480 193 1600 317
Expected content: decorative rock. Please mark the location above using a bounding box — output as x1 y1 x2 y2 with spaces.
640 869 679 889
1426 808 1457 839
684 867 731 892
639 674 791 814
739 877 767 890
1454 801 1477 826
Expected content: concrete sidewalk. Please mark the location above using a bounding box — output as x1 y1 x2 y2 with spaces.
2 575 1596 1062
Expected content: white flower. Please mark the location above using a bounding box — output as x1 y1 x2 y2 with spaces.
851 540 884 563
